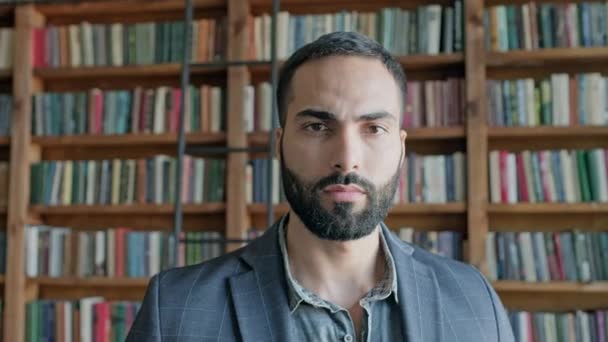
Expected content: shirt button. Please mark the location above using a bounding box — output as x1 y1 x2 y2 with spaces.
343 334 353 342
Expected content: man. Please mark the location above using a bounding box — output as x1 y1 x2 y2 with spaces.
127 32 514 341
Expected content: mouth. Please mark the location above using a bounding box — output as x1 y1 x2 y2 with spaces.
322 184 366 202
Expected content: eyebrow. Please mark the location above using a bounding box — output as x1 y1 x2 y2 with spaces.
294 109 397 123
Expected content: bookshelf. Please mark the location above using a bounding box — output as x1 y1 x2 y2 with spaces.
1 0 607 340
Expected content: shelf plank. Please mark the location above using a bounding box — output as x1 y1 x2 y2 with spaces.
0 68 10 81
28 277 149 301
32 132 226 147
487 47 608 67
0 137 9 146
36 0 226 16
30 203 225 215
29 203 226 230
494 281 608 311
489 126 608 150
488 203 608 214
248 203 467 232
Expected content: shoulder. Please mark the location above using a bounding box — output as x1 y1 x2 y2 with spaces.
153 246 249 298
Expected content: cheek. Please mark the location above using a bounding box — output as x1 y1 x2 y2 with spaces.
364 143 402 180
282 138 328 176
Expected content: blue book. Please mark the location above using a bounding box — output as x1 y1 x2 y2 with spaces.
502 81 512 126
445 154 454 201
580 3 592 47
43 162 56 205
530 152 544 202
578 75 588 124
551 151 565 202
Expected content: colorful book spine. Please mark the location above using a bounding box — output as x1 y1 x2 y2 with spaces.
508 309 608 342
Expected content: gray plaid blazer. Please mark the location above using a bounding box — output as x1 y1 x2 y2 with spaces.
126 219 515 341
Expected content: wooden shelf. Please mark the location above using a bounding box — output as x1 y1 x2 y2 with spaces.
0 275 4 284
27 276 149 301
29 203 226 230
494 281 608 311
249 53 464 76
34 132 227 160
488 126 608 150
0 68 10 81
487 47 608 67
36 0 226 17
488 203 608 214
250 0 456 13
33 132 226 147
0 137 9 146
248 202 467 231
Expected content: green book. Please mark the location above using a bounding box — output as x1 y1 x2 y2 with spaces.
128 24 137 65
600 233 608 279
586 150 601 201
162 22 172 64
30 163 41 204
112 303 126 342
506 6 519 50
409 11 417 54
540 79 552 125
576 151 592 202
572 230 591 282
26 301 39 342
155 22 164 64
539 4 554 48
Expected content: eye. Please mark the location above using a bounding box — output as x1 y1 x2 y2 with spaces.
305 122 329 132
367 125 388 134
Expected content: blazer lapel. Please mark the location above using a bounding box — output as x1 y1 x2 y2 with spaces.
229 219 294 342
382 224 445 342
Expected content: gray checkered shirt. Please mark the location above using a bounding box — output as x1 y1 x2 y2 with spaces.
278 217 404 341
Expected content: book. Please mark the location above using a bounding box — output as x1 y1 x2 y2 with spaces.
30 156 226 205
33 19 227 68
508 310 608 342
487 231 608 282
398 227 463 260
489 149 608 203
250 5 464 60
0 94 12 136
0 28 13 69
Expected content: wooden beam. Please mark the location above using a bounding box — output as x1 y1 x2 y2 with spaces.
465 0 489 274
4 5 44 342
225 0 251 252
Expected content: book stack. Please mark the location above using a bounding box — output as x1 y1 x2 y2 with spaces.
397 152 467 204
484 2 608 51
0 27 13 69
32 86 225 136
251 3 464 60
397 227 463 260
486 231 608 282
25 226 226 278
508 309 608 342
30 156 226 206
487 73 608 127
26 299 140 342
0 94 11 136
32 18 226 68
246 158 284 204
489 149 608 203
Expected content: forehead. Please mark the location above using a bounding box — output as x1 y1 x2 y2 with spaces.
287 56 402 122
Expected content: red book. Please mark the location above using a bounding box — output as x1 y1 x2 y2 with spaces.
94 302 110 342
499 151 509 203
170 88 182 133
32 28 46 68
88 89 104 134
552 233 566 281
115 228 127 277
515 154 529 202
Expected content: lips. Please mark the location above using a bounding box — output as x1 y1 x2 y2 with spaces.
322 184 366 202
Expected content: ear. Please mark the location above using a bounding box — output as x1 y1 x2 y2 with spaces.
274 127 283 160
399 129 407 167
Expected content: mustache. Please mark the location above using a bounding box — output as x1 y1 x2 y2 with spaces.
313 172 375 194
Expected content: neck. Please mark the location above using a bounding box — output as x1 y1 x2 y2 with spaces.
285 212 385 308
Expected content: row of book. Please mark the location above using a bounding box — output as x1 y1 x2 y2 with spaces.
509 310 608 342
0 161 8 208
26 299 140 342
245 152 467 205
0 28 12 69
484 2 608 51
25 226 224 278
489 149 608 203
32 85 225 136
400 152 467 203
0 94 12 136
486 231 608 282
251 4 464 60
32 19 226 68
487 73 608 127
397 227 463 260
30 156 226 206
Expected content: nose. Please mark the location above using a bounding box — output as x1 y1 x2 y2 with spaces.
330 127 361 174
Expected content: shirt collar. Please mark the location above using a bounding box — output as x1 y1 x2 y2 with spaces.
277 214 399 314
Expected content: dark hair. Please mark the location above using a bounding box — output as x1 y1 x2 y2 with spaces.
276 31 407 128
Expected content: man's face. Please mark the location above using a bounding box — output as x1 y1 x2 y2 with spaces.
276 55 407 241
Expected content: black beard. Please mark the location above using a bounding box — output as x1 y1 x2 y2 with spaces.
279 139 401 241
